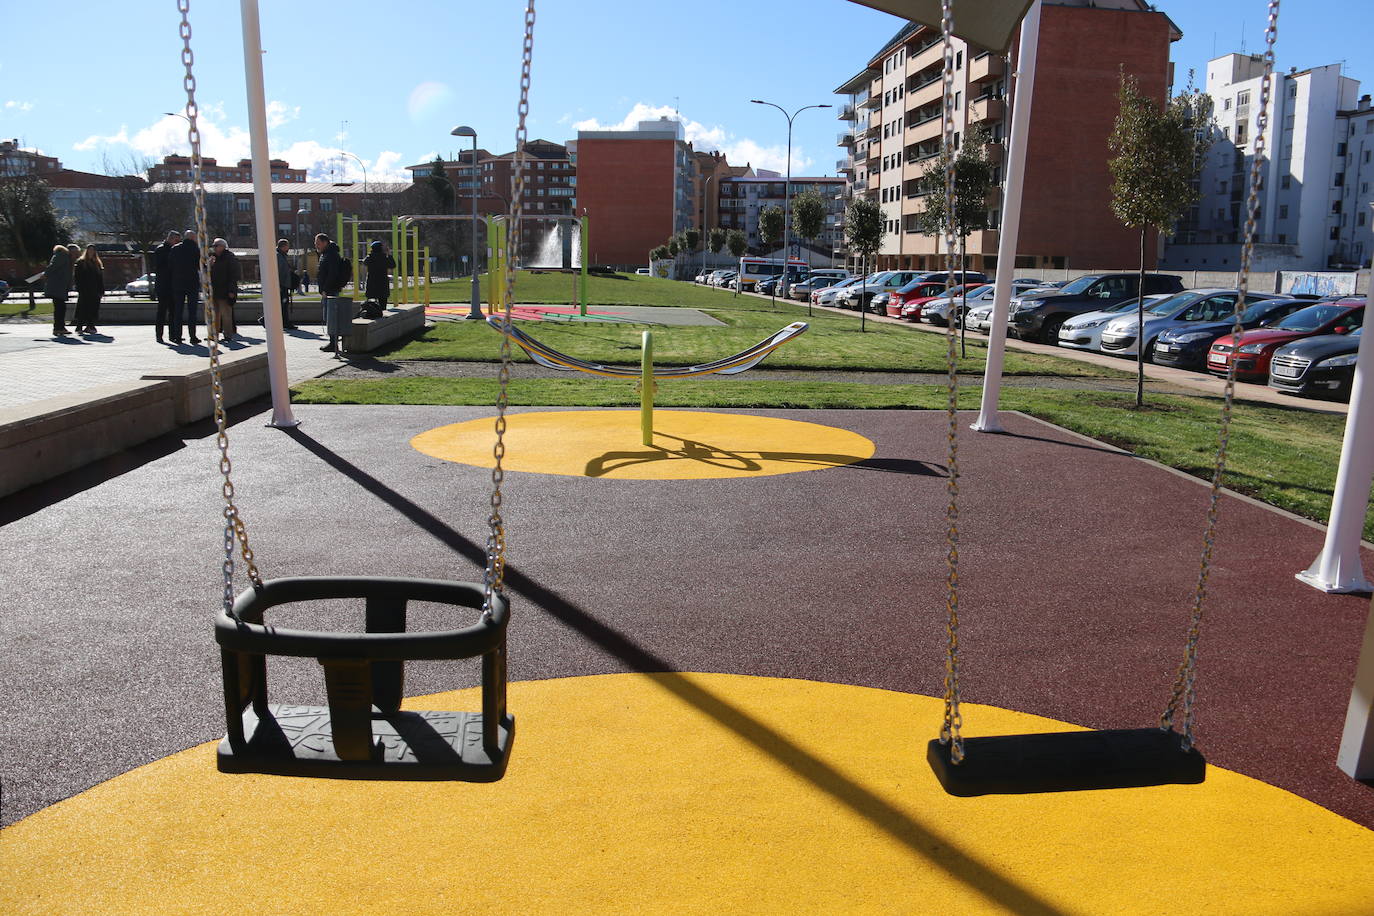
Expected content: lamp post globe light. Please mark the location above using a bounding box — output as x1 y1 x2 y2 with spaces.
749 100 831 298
451 125 483 320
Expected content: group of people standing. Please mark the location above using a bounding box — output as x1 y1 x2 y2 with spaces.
42 230 393 350
44 244 108 337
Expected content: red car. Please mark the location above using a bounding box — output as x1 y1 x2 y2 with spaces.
887 281 950 320
1207 298 1364 381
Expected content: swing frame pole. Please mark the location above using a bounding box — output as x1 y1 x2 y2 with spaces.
640 330 654 447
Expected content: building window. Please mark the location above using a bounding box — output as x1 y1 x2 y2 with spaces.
1277 234 1286 243
1281 175 1291 189
320 199 333 212
1237 90 1251 106
1223 98 1231 110
277 223 290 235
237 224 251 237
956 50 963 69
1334 172 1345 187
277 198 291 211
236 199 251 211
1359 212 1367 227
300 199 311 211
1278 205 1288 219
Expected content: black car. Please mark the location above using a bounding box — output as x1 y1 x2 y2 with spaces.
1268 327 1363 400
1152 296 1305 370
1009 272 1185 344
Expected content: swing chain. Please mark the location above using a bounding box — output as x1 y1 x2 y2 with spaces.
1161 0 1280 750
937 0 964 764
178 0 262 611
484 0 535 619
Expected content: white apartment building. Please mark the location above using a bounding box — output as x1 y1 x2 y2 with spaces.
1165 54 1361 271
1332 96 1374 268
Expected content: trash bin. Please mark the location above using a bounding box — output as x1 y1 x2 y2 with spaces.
324 296 355 338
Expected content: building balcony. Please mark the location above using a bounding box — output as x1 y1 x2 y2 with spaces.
906 112 943 144
969 96 1005 124
908 36 944 72
860 89 882 109
862 122 882 140
851 178 868 193
965 229 1000 252
837 104 857 121
837 157 855 173
837 130 855 147
907 75 945 110
984 139 1005 164
969 52 1004 84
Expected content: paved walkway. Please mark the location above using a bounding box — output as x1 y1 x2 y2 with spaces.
0 319 343 410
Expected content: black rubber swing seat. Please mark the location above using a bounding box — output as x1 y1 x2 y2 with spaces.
215 576 513 781
927 728 1206 797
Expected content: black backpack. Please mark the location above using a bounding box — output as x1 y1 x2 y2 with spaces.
340 257 353 288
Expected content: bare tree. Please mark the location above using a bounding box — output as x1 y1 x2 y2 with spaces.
88 155 192 270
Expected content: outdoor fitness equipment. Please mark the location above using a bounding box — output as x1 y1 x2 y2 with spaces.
179 0 536 779
488 317 809 446
924 0 1281 796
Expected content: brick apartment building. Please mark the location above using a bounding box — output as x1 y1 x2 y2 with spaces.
836 0 1179 273
718 176 847 262
147 155 307 184
576 119 696 267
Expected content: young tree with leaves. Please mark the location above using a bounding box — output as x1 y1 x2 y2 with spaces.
758 206 784 253
708 226 727 259
1109 72 1214 406
791 190 827 260
726 230 747 295
845 195 885 332
683 228 701 273
914 126 996 354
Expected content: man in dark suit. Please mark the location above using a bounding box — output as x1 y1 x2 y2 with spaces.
152 230 180 344
168 229 202 345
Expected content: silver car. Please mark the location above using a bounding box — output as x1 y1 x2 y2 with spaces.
1099 289 1279 358
1057 295 1171 351
814 276 865 307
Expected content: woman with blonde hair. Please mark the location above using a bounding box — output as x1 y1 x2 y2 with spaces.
73 244 106 335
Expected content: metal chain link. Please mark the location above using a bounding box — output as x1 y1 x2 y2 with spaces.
178 0 262 612
483 0 536 619
937 0 964 764
1161 0 1280 750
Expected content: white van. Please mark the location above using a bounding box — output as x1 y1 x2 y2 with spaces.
805 268 851 283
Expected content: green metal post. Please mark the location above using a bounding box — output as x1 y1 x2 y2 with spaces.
423 246 431 306
640 330 654 447
411 226 421 303
398 219 408 304
579 212 589 317
350 218 359 295
390 216 400 296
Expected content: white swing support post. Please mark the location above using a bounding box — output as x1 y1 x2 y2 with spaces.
239 0 297 428
972 0 1041 434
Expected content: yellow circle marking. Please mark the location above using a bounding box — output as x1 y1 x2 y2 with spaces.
411 409 877 479
4 674 1372 914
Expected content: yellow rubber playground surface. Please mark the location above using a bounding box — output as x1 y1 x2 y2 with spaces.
5 673 1373 915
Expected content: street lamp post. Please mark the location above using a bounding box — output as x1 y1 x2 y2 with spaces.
451 126 483 320
340 150 368 191
750 100 831 298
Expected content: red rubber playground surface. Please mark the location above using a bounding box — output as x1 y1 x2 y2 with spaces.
427 303 628 321
1 405 1371 912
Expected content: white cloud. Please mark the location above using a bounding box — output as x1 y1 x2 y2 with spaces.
72 107 413 184
4 100 34 113
568 102 812 175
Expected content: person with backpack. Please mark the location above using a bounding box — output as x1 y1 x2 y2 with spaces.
361 240 395 318
314 232 349 352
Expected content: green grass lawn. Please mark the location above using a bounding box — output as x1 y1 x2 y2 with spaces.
403 271 1125 378
0 297 52 318
292 375 1369 540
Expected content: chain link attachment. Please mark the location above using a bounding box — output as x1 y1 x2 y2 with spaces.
483 0 536 620
178 0 262 612
1161 0 1281 751
936 0 964 765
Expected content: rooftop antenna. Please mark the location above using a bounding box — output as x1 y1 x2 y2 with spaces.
1239 21 1246 56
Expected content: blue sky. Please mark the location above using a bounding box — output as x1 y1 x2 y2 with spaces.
1 1 1368 183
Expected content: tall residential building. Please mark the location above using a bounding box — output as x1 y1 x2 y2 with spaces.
836 0 1179 273
717 175 847 263
576 118 695 267
1332 95 1374 268
480 139 578 219
1165 55 1362 271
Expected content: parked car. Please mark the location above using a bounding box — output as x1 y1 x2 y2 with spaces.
921 284 990 327
715 271 737 288
635 267 651 275
1208 299 1365 381
0 277 9 302
1152 296 1308 370
889 280 950 319
837 270 924 311
1268 327 1363 400
813 276 865 307
790 275 837 301
1099 289 1277 359
1009 272 1185 343
693 270 710 284
125 273 156 298
1056 294 1171 351
918 270 988 287
806 268 851 285
756 276 781 295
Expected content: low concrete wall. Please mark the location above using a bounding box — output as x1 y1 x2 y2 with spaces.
0 380 176 499
141 350 271 425
344 304 428 354
91 299 325 325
